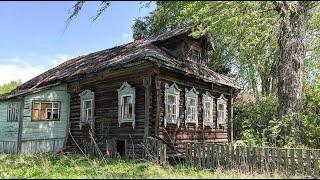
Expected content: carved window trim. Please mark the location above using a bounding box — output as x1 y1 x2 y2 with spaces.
202 91 215 128
117 82 136 128
185 87 199 127
79 90 95 130
164 83 181 128
217 94 227 127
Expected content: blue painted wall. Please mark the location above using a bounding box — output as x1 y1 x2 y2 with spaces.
0 100 20 153
0 84 70 153
21 84 70 153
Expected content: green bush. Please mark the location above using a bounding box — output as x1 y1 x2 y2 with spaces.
233 95 278 146
234 77 320 149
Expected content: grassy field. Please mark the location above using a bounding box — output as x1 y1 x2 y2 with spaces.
0 153 301 179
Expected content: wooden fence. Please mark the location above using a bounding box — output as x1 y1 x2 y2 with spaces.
144 137 167 164
186 142 320 177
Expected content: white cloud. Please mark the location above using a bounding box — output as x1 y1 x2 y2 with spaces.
51 54 71 67
121 32 133 42
0 63 45 85
0 54 72 86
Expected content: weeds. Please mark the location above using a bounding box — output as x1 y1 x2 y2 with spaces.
0 153 300 179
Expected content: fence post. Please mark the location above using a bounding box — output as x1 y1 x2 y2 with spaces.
298 149 303 175
211 144 216 169
306 150 311 175
290 148 295 175
283 149 288 173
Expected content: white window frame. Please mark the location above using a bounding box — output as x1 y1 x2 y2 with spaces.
202 91 214 128
118 82 136 128
217 94 228 127
164 83 181 128
7 102 20 122
79 90 95 129
31 101 60 121
185 87 199 127
82 99 93 122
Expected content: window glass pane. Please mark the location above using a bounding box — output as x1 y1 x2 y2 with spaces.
32 110 39 120
168 95 176 104
168 105 173 118
128 103 133 118
87 108 92 120
53 103 59 108
39 110 46 120
85 101 92 108
53 109 59 119
191 107 195 120
41 103 52 109
33 103 41 109
205 102 210 109
218 104 224 111
172 105 176 117
124 96 131 105
47 109 52 119
122 96 133 119
189 98 195 106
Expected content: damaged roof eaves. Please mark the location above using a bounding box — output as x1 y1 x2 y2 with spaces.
0 27 241 100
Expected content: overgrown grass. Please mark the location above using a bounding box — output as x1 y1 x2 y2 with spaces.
0 153 300 179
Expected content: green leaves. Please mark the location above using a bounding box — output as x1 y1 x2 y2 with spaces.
0 81 21 95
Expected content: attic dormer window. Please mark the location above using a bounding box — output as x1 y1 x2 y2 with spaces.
187 47 201 63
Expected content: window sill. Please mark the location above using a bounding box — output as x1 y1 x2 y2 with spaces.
31 119 60 122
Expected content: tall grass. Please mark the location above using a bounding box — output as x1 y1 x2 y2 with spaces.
0 153 300 179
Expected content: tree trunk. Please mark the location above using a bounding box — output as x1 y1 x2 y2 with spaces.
277 1 311 145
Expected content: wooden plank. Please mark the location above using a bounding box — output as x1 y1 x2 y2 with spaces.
17 98 25 153
231 144 235 169
264 148 269 173
313 150 319 177
236 146 240 167
276 148 281 172
306 150 311 175
297 149 303 174
212 144 217 169
290 148 295 175
155 77 161 136
284 149 288 173
143 75 152 142
270 148 275 173
221 145 225 168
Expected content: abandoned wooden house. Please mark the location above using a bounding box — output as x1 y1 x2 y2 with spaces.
0 27 241 158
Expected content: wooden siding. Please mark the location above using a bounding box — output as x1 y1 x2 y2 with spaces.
156 68 232 154
0 101 19 153
67 66 154 158
21 84 70 153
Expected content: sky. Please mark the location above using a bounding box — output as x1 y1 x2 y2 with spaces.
0 1 155 85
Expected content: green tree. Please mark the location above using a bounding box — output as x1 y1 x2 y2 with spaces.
136 1 319 145
66 1 320 145
0 81 22 95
